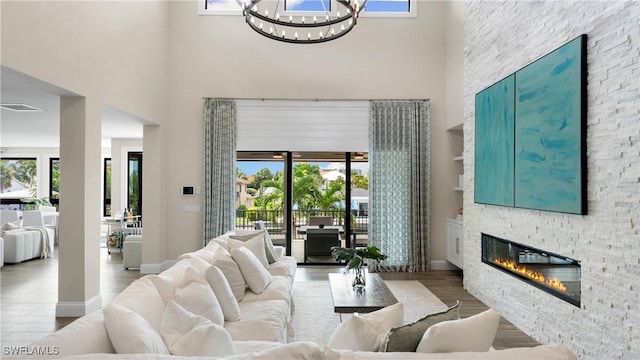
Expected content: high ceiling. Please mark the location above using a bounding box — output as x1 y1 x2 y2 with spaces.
0 66 145 149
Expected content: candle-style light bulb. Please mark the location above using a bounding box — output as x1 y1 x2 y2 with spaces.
326 15 329 21
259 22 263 30
319 31 323 39
295 32 298 40
302 16 305 23
330 28 335 36
264 9 269 16
276 13 280 20
269 26 273 34
307 32 311 40
341 24 345 31
250 16 255 24
282 29 286 37
313 16 317 23
337 11 341 17
289 15 293 22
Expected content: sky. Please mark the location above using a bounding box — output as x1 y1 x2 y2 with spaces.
207 0 410 13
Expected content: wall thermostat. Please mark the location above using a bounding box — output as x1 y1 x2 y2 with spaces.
181 186 196 196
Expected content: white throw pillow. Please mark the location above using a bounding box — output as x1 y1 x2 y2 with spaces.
211 248 247 301
227 235 270 269
416 308 501 353
205 265 242 321
174 267 224 326
231 229 279 264
327 302 404 352
231 246 272 294
161 300 236 357
104 303 169 354
327 315 384 351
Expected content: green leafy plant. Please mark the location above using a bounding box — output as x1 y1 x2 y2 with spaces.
21 197 53 210
331 246 387 269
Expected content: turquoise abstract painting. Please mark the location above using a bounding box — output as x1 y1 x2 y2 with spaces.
475 75 515 207
514 35 586 214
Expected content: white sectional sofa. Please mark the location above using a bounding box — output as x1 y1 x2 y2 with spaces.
22 229 577 360
1 226 54 264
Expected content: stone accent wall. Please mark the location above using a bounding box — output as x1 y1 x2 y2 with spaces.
463 1 639 359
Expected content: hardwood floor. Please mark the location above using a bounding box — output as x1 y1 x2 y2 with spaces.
0 248 538 351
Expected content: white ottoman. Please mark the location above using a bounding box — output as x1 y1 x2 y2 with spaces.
122 235 142 270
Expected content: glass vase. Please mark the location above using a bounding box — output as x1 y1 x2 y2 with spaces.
351 265 366 290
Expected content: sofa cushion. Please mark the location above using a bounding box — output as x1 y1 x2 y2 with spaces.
174 267 224 326
225 299 289 342
211 247 247 301
104 303 169 354
160 300 236 356
416 308 501 353
231 246 273 294
109 276 166 331
381 301 460 352
205 265 242 322
328 302 404 352
231 228 279 264
268 255 297 279
328 315 385 351
241 275 292 321
226 235 270 269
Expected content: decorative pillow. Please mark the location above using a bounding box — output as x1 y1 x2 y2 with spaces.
0 221 21 236
231 246 272 294
160 300 236 357
231 229 279 264
104 303 169 354
381 301 461 352
327 302 404 352
174 267 224 326
327 315 385 351
211 247 247 301
416 308 501 353
227 235 270 269
205 265 242 321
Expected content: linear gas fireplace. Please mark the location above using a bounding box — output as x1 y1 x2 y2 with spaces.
481 233 581 307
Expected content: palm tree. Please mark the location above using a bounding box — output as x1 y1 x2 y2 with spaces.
316 180 345 211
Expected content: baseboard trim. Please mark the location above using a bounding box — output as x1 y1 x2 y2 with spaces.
430 260 461 271
56 294 102 317
140 260 176 274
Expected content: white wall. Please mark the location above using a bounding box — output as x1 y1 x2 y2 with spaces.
463 2 640 358
164 0 456 261
1 0 464 268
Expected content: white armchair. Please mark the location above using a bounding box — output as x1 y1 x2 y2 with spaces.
122 234 142 270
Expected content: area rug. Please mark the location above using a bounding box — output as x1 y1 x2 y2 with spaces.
288 279 448 345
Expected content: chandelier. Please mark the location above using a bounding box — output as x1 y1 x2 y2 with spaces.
239 0 368 44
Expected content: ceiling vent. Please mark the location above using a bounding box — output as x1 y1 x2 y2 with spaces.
0 103 43 112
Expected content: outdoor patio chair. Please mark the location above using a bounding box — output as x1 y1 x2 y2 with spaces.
304 228 340 263
309 216 333 226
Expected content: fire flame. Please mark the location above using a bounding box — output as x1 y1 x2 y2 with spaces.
493 258 567 293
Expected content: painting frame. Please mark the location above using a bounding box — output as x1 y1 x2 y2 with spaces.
474 74 516 207
514 34 587 215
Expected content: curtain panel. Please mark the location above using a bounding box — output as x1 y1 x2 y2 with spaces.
202 98 237 247
368 100 431 272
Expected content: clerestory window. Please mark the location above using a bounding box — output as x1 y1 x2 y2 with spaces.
199 0 416 17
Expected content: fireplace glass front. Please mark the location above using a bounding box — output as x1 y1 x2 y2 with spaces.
481 233 581 307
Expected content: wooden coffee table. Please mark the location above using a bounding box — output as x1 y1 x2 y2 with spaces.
328 272 398 315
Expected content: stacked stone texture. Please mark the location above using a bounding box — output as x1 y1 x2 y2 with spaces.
462 1 639 359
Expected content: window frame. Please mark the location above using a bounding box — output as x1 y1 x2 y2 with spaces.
198 0 416 17
49 157 60 206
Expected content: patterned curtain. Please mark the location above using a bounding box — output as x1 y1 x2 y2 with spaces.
202 98 237 247
368 100 431 272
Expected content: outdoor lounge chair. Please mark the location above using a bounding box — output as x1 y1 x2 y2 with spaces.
304 228 340 263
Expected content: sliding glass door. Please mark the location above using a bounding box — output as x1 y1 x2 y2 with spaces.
237 151 368 264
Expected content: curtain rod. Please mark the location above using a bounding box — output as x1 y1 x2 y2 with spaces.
202 97 429 102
